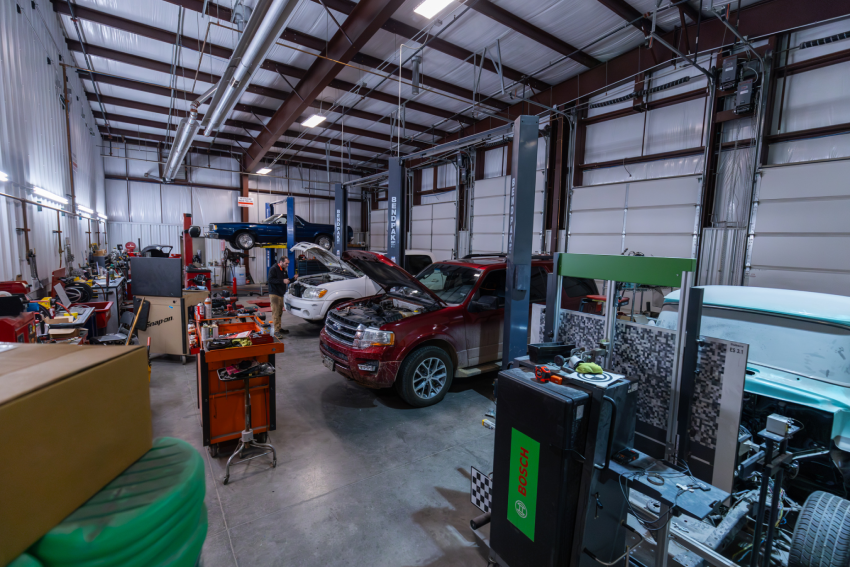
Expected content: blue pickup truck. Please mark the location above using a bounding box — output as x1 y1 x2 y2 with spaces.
207 213 354 251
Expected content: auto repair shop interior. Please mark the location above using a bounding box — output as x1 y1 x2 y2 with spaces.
2 0 850 565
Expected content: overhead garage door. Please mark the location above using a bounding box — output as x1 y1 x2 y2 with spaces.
470 171 546 254
746 160 850 295
370 208 387 252
567 175 701 258
410 199 457 260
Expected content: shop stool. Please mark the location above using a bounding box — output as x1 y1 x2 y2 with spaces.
219 368 277 485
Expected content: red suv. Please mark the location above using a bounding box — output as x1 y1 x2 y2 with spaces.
319 251 597 407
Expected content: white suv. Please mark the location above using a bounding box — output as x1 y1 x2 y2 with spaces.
284 243 434 323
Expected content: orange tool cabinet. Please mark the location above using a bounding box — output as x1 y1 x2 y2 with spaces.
196 316 282 455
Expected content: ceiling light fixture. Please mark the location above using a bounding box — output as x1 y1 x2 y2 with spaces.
98 213 108 220
33 187 68 204
414 0 453 19
77 205 94 214
301 114 327 128
257 167 272 175
0 171 8 182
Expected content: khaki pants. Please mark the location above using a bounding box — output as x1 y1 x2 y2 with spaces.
270 294 284 333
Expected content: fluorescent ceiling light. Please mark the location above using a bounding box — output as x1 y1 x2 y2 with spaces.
257 167 272 175
78 205 94 214
301 114 327 128
0 171 8 182
33 187 68 204
414 0 453 19
98 213 108 220
80 212 90 219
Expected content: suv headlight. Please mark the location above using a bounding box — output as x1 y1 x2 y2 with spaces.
302 288 328 299
352 326 394 349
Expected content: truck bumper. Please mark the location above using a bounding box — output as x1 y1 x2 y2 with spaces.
319 329 400 388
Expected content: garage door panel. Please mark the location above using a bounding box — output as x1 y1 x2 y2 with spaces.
411 234 432 250
471 233 507 253
571 185 627 211
473 176 509 198
432 234 455 250
411 206 432 220
431 218 456 234
570 210 624 234
756 199 850 233
568 235 622 255
747 268 850 296
759 160 850 200
411 219 432 235
474 195 508 216
750 235 850 270
627 176 701 207
624 235 693 258
626 206 696 234
432 203 456 219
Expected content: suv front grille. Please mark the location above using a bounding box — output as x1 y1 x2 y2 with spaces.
324 311 359 345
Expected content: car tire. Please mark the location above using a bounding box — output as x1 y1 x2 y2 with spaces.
315 234 332 250
394 346 454 408
789 491 850 567
234 231 256 250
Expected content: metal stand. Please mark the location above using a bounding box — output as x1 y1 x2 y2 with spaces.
223 374 277 485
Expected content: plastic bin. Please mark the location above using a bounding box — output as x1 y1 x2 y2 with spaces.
70 301 114 329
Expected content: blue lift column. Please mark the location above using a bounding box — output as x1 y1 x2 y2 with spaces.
386 159 405 267
333 183 348 258
265 202 275 276
286 196 295 279
501 116 540 369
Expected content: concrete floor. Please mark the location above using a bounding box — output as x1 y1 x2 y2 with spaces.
150 309 497 567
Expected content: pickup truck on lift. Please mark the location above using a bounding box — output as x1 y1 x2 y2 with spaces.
318 251 597 407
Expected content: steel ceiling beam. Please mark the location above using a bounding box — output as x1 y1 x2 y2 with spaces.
84 92 396 155
468 0 601 69
67 40 436 146
92 110 387 166
53 1 473 125
162 0 509 111
167 0 544 94
98 126 379 173
75 69 445 140
437 0 850 146
246 0 407 171
594 0 662 34
314 0 551 93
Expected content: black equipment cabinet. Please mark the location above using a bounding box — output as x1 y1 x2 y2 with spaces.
491 365 639 567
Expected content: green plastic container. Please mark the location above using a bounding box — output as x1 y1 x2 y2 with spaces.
7 554 43 567
30 438 207 567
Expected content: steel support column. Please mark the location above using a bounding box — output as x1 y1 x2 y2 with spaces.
501 116 539 369
286 197 296 279
333 183 348 257
386 159 405 266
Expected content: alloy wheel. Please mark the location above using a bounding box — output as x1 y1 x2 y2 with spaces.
412 357 448 400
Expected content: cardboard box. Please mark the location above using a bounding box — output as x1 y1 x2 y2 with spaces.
93 250 107 257
0 344 152 565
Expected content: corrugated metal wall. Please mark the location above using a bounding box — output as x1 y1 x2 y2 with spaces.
0 1 105 284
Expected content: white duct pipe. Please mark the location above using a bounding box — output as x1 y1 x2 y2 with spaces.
163 86 217 182
202 0 301 137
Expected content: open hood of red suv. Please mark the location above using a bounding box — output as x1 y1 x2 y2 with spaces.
342 250 446 306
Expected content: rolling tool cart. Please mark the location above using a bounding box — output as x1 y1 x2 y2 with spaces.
195 315 281 484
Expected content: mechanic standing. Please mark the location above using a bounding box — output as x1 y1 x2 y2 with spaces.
268 256 296 338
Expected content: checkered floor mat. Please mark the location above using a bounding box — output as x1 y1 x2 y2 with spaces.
470 466 492 513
